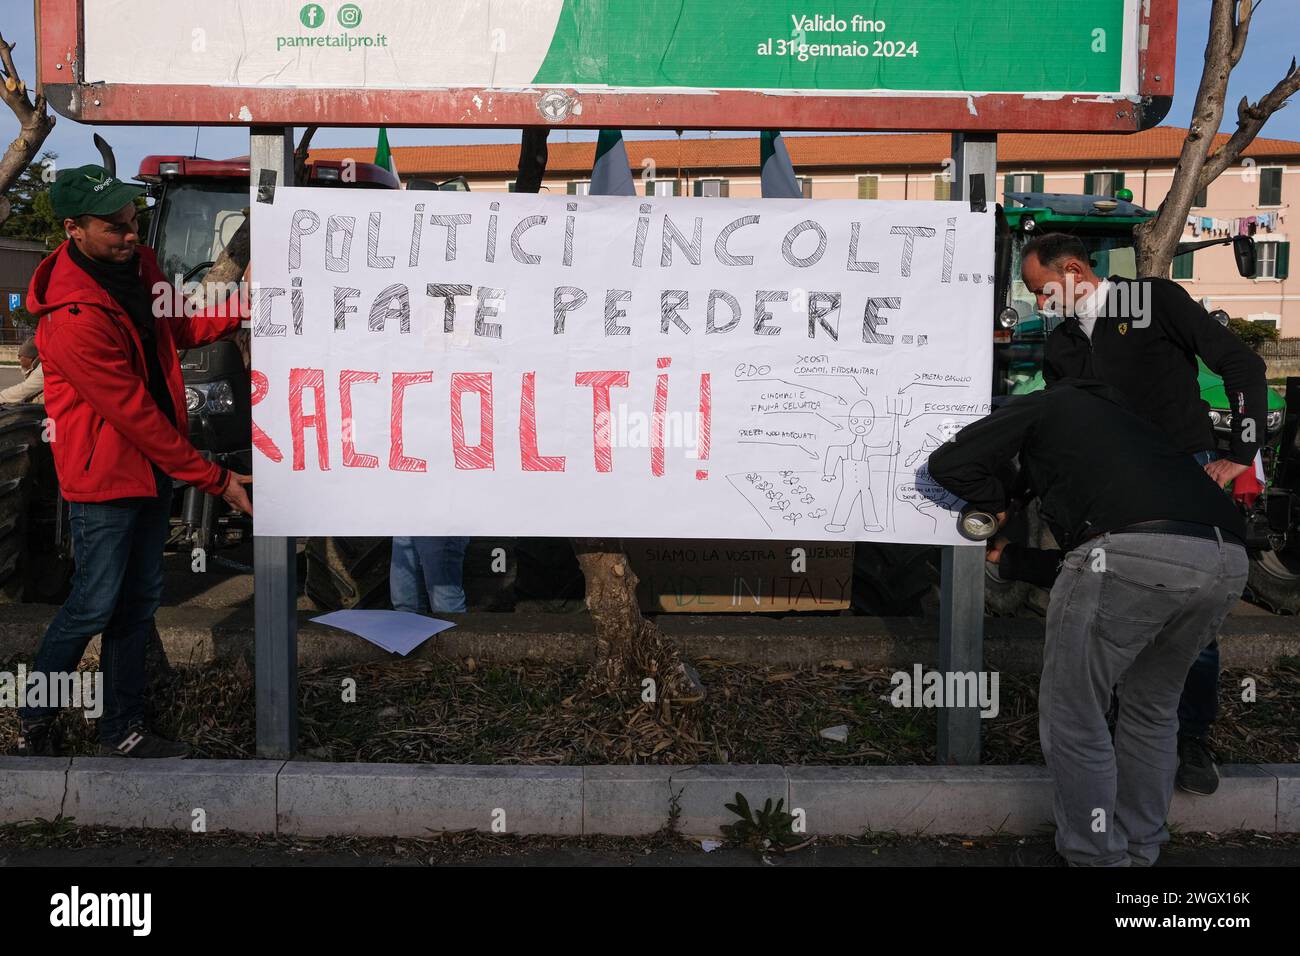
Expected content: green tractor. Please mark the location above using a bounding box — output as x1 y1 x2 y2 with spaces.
990 190 1300 614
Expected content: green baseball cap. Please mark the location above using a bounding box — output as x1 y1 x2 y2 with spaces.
50 164 144 221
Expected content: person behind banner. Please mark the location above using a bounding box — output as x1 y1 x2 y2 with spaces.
15 164 253 760
928 380 1247 867
390 537 471 614
1022 231 1267 797
0 337 44 404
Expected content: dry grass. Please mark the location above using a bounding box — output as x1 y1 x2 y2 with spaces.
2 653 1296 766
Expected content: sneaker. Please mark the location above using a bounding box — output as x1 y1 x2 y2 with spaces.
98 727 190 759
1176 736 1219 795
15 718 62 757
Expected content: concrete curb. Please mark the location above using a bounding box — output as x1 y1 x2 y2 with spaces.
278 763 583 837
1 758 1297 839
584 765 787 836
65 758 283 833
2 606 1298 671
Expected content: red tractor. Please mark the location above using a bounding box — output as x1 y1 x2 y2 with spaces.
0 148 402 604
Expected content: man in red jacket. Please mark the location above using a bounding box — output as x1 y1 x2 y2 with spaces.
16 164 253 758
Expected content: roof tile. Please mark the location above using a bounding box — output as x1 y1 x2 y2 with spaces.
309 127 1300 179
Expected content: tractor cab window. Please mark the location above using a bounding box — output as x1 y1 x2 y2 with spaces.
997 230 1140 394
152 182 248 283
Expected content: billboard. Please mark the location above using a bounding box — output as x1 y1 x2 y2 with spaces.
38 0 1176 131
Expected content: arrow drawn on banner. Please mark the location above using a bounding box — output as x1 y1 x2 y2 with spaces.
739 440 821 460
905 410 983 427
820 375 870 396
897 382 966 394
746 378 849 405
767 411 844 431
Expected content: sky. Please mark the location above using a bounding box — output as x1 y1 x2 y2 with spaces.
1 0 1297 175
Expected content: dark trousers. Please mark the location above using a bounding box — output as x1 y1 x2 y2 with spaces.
1178 641 1219 740
20 487 170 744
1179 449 1223 741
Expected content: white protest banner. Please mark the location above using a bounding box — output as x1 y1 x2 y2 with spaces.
250 189 993 543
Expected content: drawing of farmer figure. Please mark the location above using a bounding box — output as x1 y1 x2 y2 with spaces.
822 400 898 533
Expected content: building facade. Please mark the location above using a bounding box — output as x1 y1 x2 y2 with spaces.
314 127 1297 333
0 238 47 346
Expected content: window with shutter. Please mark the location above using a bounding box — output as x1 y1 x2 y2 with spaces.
858 175 879 199
1005 173 1039 193
932 174 950 201
567 181 591 196
1277 241 1290 280
696 179 727 197
1083 173 1094 195
1171 250 1194 280
800 177 813 198
507 181 517 192
1192 184 1207 207
1259 167 1284 206
1256 242 1278 279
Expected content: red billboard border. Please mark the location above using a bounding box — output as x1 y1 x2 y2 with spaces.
36 0 1176 133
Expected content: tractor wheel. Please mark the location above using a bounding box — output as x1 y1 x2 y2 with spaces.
304 536 393 611
1245 547 1300 615
0 405 72 604
851 543 938 616
893 500 1051 618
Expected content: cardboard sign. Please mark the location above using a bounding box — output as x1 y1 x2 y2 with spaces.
250 189 993 543
628 540 853 613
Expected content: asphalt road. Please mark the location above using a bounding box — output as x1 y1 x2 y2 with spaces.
3 834 1298 867
0 365 21 389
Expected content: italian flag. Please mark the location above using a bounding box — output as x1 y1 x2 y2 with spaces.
375 127 399 181
588 129 635 197
760 130 801 199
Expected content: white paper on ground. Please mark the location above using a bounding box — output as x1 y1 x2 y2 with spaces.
310 610 456 656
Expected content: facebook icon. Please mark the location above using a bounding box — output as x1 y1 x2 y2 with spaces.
7 293 19 311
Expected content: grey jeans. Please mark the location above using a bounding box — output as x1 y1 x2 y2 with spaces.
1040 531 1248 866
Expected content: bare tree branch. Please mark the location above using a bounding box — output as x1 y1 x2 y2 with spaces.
1133 0 1297 277
1228 0 1255 67
1198 56 1300 190
0 32 56 220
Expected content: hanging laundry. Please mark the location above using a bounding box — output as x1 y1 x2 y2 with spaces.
1201 217 1213 232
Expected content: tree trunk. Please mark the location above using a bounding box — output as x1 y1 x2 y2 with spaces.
508 129 699 702
572 538 703 704
571 540 640 688
0 32 56 228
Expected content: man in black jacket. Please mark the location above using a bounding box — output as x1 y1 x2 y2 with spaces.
928 381 1248 866
1022 232 1266 795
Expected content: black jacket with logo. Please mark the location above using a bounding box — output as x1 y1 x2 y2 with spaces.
1042 276 1266 465
927 381 1247 586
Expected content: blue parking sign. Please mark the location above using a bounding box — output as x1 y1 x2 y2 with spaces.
6 293 19 311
